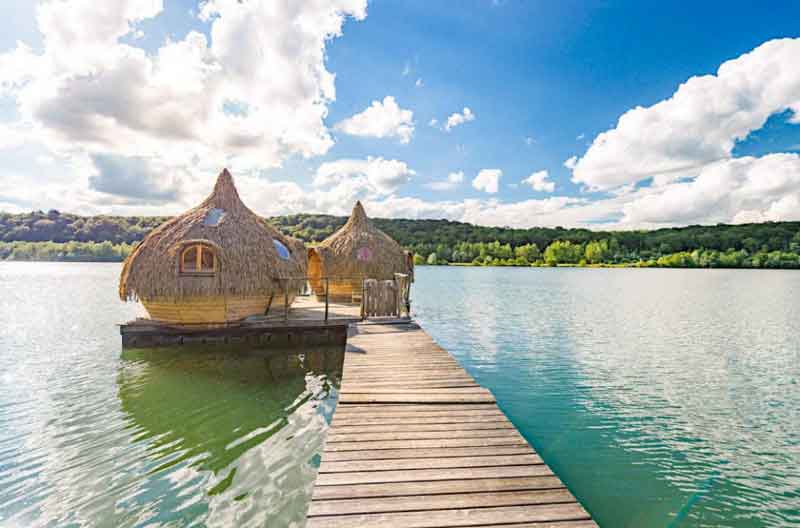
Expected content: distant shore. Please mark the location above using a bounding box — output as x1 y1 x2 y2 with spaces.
3 241 800 270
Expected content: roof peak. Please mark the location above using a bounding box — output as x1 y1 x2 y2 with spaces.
347 201 370 228
202 168 242 210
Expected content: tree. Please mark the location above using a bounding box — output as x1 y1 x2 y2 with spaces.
426 252 439 265
585 239 611 264
544 240 582 265
514 243 540 264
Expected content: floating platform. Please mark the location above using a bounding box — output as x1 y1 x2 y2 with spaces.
120 296 365 348
306 321 597 528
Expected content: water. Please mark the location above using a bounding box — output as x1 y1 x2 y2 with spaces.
413 266 800 527
1 263 799 527
0 262 342 527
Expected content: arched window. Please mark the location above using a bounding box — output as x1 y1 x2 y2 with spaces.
180 244 216 274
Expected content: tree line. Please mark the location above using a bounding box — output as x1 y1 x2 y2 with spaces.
3 209 800 268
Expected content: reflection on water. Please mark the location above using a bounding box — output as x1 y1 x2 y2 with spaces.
414 266 800 528
117 346 342 527
0 262 343 527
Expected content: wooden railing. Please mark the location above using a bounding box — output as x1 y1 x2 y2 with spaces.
270 274 412 322
361 273 411 319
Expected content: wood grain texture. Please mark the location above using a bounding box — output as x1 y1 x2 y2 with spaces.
307 322 597 527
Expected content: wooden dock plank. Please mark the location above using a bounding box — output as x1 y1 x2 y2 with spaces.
331 415 509 427
308 489 575 516
325 428 524 442
327 422 515 433
304 503 592 528
321 445 534 462
312 476 567 500
318 454 542 473
307 322 597 527
315 465 554 486
323 436 528 451
338 392 495 404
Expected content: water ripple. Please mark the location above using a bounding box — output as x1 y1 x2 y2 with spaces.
414 266 800 528
0 262 344 527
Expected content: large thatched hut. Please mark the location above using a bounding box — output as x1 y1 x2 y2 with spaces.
119 169 307 324
307 201 413 303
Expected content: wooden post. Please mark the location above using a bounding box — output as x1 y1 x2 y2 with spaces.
324 277 329 322
284 280 289 322
360 279 366 320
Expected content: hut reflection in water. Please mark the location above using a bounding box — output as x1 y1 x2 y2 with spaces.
117 345 343 525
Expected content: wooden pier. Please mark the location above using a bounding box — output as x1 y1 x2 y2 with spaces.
306 321 597 528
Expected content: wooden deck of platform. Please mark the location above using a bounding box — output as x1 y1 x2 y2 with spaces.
119 297 368 348
306 322 597 528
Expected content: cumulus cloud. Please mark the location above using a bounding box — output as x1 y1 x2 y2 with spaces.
0 0 368 171
622 153 800 225
569 38 800 190
443 107 475 131
89 154 182 203
472 169 501 193
312 156 416 208
425 171 464 191
522 170 555 192
334 96 414 143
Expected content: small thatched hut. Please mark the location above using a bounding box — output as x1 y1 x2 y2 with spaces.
307 201 413 303
119 169 307 324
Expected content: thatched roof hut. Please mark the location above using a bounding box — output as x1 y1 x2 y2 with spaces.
119 168 307 324
308 201 412 303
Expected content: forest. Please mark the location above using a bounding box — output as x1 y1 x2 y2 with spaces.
2 209 800 269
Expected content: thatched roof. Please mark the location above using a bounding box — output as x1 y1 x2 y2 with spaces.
119 169 307 301
310 201 409 279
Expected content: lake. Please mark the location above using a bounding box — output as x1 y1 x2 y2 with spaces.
414 266 800 527
1 263 799 527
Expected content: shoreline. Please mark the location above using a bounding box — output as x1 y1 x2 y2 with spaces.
3 258 799 271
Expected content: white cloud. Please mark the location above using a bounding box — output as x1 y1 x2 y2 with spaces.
444 107 475 131
428 118 438 127
313 156 415 198
472 169 501 193
0 0 368 179
522 170 555 192
622 153 800 225
425 170 464 191
89 154 183 203
334 96 414 143
524 136 535 146
448 171 465 184
415 78 423 88
569 38 800 190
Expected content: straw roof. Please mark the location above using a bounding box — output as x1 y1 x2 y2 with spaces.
310 201 409 279
119 169 307 301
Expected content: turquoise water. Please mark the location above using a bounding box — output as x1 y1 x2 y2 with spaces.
0 262 342 527
413 266 800 527
1 262 798 527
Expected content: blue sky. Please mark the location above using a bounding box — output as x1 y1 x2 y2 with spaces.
1 0 800 228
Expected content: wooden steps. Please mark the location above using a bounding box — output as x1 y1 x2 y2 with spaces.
306 322 597 528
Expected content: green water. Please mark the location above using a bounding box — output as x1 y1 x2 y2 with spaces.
413 266 800 527
2 263 799 527
0 262 342 527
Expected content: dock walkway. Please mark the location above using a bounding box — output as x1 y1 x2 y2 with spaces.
306 321 597 528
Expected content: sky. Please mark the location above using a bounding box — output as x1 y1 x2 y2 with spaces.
1 0 800 229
